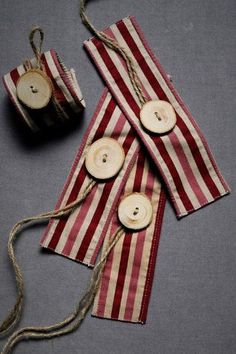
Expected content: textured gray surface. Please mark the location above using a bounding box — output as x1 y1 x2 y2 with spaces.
0 0 236 353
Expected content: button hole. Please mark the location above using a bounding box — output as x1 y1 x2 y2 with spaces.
102 153 108 163
133 207 139 216
154 112 162 121
30 85 38 93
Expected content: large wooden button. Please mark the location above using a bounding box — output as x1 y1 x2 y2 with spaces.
16 69 52 109
85 137 125 179
140 100 176 134
118 193 153 230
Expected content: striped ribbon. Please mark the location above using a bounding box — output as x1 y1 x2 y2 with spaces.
41 17 229 323
3 50 85 132
84 16 229 217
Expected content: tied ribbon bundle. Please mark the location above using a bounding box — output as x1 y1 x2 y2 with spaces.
0 1 230 353
3 27 85 132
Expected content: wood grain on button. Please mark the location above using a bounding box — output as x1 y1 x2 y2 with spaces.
85 137 125 179
118 193 153 230
140 99 176 134
16 69 52 109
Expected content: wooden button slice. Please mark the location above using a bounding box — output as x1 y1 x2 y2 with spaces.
140 100 176 134
118 193 153 230
85 137 125 180
16 69 52 109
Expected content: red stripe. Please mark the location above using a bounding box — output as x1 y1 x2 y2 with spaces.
10 68 20 85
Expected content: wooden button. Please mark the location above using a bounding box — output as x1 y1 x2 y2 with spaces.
85 137 125 179
118 193 153 230
16 69 52 109
140 100 176 134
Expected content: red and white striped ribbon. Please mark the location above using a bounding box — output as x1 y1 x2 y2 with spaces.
41 17 229 323
92 151 165 323
3 49 85 131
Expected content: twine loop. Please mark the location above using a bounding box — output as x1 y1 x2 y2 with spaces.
29 26 44 69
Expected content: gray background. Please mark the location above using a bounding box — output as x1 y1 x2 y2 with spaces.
0 0 235 353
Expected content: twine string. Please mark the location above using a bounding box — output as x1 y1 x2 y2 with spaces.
80 0 147 106
1 227 124 354
0 179 96 337
29 26 44 69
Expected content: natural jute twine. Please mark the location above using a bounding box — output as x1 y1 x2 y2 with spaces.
0 179 96 338
80 0 148 106
1 226 123 354
29 26 44 70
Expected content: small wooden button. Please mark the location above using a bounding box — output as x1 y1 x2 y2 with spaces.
16 69 52 109
140 100 176 134
118 193 153 230
85 137 125 179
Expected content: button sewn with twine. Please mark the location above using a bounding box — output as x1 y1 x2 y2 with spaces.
16 69 53 109
85 137 125 179
140 100 177 134
118 193 153 230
